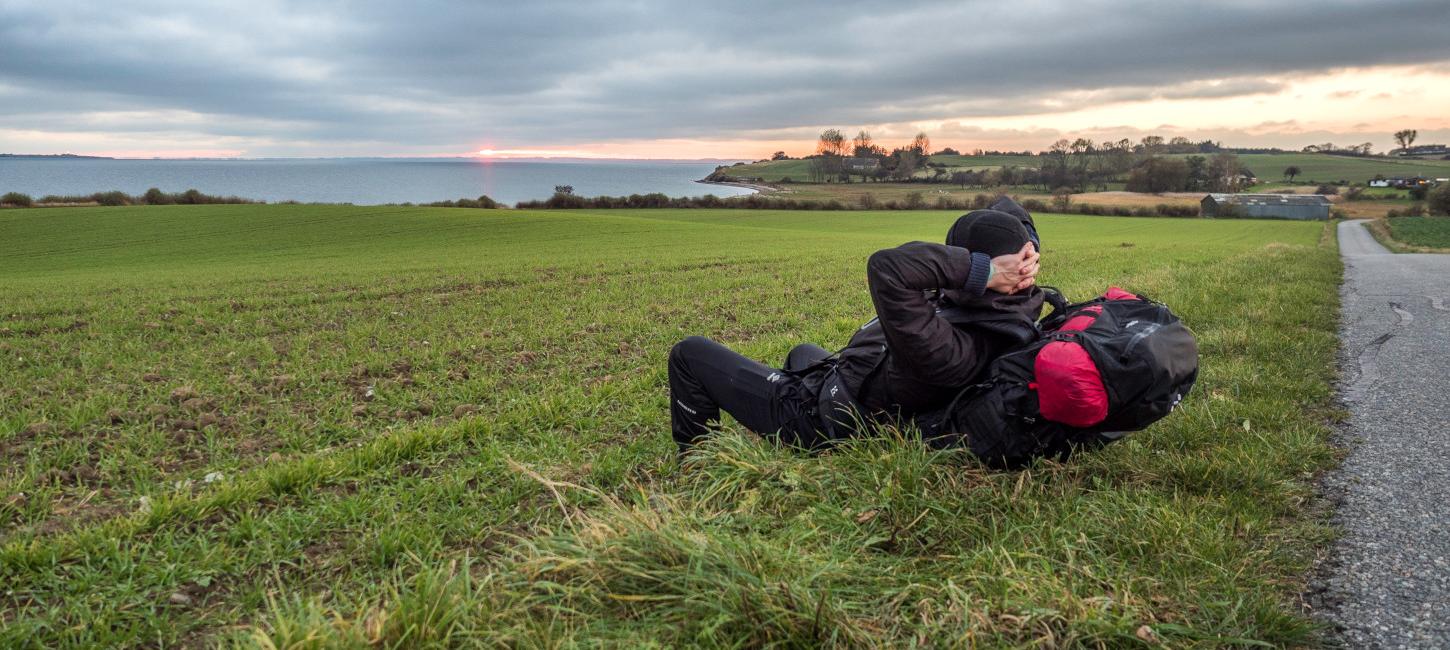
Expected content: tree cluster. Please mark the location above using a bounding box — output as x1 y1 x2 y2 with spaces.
1033 138 1242 193
1302 142 1375 156
804 129 940 183
0 188 260 207
1124 153 1247 194
1133 136 1224 155
421 195 500 209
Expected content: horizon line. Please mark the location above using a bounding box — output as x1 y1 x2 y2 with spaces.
1 153 754 163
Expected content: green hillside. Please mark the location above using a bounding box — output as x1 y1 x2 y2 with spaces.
1233 153 1450 183
716 151 1450 184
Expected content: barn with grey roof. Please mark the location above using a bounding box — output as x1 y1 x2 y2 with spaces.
1200 193 1333 220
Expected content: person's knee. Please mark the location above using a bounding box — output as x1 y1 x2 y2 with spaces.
785 342 831 372
671 336 711 361
669 336 713 374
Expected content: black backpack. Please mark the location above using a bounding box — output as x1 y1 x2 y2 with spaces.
915 287 1199 468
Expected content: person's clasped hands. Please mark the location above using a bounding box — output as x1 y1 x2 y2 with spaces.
986 242 1040 294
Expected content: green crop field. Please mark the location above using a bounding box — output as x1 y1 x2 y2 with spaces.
719 151 1450 186
1234 153 1450 184
1 205 1341 647
1386 216 1450 249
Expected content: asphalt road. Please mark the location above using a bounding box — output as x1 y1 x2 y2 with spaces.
1315 220 1450 647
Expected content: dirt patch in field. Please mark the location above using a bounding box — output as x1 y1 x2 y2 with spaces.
27 491 132 537
1333 200 1403 219
1072 191 1202 208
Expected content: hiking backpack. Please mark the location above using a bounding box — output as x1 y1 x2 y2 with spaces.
916 287 1199 468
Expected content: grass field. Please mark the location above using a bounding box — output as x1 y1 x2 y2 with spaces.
720 151 1450 186
769 184 1204 210
1 205 1341 647
766 182 1029 205
737 182 1417 220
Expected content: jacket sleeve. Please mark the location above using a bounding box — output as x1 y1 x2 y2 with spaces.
866 241 994 386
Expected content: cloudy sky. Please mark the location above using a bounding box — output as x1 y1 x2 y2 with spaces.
2 0 1448 159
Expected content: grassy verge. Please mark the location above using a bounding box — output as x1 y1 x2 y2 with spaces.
1 205 1340 646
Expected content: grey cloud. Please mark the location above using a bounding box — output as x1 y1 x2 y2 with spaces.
2 0 1449 154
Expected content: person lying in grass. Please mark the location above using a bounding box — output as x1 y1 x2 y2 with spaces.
669 197 1043 454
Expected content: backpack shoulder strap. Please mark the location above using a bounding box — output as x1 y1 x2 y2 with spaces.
937 305 1040 347
1038 286 1069 319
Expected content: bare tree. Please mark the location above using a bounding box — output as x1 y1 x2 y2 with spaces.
1207 153 1243 192
816 129 847 157
1070 138 1096 190
1283 165 1301 182
1139 135 1165 154
1394 129 1418 152
1042 139 1072 190
910 132 931 157
852 131 874 156
1103 139 1135 176
847 131 880 181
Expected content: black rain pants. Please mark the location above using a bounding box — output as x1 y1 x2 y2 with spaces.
668 336 833 453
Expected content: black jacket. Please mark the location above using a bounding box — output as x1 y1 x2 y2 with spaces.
829 241 1044 419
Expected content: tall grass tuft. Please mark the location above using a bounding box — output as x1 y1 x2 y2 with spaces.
244 557 481 649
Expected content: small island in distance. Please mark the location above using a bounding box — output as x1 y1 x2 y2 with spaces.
0 152 114 159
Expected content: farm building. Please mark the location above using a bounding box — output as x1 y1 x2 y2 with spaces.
843 157 880 172
1394 144 1450 157
1201 193 1332 220
1370 176 1432 189
1369 177 1445 188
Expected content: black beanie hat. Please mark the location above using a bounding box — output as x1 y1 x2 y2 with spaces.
945 210 1031 258
988 196 1041 249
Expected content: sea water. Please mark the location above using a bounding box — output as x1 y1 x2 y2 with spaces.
0 157 755 205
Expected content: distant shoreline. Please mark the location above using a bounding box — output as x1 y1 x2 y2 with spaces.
0 153 114 160
694 178 774 195
2 158 745 205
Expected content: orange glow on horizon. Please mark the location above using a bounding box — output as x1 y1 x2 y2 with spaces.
471 139 806 161
470 64 1450 160
475 148 613 159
